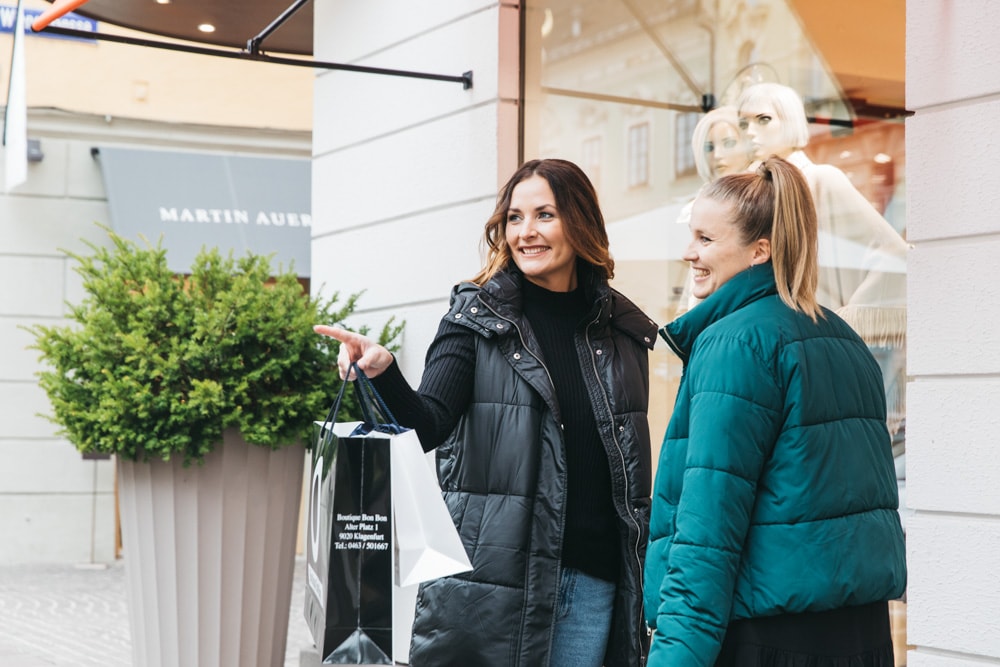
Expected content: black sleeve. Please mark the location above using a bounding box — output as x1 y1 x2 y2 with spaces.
370 318 475 451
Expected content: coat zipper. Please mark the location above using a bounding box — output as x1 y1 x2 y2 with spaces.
659 325 688 363
585 313 645 655
479 296 645 662
477 297 565 666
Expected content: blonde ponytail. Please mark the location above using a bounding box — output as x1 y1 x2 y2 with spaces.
701 156 822 321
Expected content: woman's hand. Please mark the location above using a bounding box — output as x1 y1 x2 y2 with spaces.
314 325 394 380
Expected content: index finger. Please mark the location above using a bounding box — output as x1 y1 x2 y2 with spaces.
314 324 366 345
315 324 368 364
313 324 347 340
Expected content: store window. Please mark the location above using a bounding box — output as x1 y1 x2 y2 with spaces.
626 122 651 187
581 135 603 188
674 112 699 176
523 0 909 659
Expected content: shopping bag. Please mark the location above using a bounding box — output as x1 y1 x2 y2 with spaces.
304 369 397 665
346 365 471 587
304 364 471 664
390 428 472 587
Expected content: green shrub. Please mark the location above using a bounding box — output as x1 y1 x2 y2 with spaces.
30 229 402 464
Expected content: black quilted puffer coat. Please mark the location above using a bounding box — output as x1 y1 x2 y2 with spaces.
408 266 656 667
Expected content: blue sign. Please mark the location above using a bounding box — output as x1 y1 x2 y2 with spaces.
0 5 98 41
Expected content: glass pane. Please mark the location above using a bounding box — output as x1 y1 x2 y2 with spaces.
523 0 909 659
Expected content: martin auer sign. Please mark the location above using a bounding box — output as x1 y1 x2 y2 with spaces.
96 146 312 276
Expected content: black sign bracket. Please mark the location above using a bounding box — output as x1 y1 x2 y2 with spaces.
33 3 474 91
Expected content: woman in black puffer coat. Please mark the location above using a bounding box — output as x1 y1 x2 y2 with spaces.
317 158 656 667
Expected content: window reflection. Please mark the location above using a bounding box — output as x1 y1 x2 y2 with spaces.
674 112 699 176
523 0 910 660
627 122 651 187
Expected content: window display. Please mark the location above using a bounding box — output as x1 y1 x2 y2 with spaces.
522 0 909 660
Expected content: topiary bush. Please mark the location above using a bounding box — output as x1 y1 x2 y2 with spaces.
31 229 402 464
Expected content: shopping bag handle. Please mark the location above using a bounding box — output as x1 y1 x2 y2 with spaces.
317 367 351 448
351 363 406 435
350 362 401 427
319 363 406 442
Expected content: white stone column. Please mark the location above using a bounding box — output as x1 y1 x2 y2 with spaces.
905 0 1000 663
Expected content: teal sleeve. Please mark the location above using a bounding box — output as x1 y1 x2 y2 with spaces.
648 335 782 666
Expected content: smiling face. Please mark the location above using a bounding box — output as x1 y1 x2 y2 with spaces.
505 174 578 292
738 99 791 160
684 195 770 299
705 121 749 177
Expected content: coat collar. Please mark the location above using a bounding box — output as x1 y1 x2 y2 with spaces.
661 263 778 361
455 263 657 350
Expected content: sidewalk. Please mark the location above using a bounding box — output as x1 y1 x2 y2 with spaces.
0 557 314 667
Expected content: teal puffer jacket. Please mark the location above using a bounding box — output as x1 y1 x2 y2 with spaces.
644 264 906 665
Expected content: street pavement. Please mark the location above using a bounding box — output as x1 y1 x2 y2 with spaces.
0 556 314 667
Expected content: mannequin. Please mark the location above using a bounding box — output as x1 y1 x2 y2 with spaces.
736 82 907 434
674 107 754 315
693 106 753 183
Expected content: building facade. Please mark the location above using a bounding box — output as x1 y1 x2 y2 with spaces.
0 0 312 564
904 1 1000 663
311 0 998 663
3 0 997 662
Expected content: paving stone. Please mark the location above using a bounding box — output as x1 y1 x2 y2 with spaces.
0 558 316 667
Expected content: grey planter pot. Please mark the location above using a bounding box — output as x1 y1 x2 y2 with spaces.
117 429 305 667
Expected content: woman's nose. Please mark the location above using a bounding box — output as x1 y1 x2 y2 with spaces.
519 219 538 238
682 242 698 262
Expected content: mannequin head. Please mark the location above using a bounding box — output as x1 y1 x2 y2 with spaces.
691 106 753 182
736 83 810 160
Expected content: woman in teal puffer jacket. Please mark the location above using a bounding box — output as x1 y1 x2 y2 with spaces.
644 156 906 665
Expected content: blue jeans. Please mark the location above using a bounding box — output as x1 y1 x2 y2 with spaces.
550 567 616 667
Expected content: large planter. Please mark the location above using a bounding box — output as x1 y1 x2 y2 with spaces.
117 429 305 667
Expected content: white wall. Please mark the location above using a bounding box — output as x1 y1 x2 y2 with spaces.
311 0 519 383
0 115 117 564
906 0 1000 662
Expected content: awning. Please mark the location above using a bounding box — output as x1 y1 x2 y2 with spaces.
95 146 311 277
37 0 314 55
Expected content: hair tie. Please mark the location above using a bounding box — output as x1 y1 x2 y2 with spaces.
757 160 774 181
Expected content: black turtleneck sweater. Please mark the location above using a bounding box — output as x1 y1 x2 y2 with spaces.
520 280 619 582
372 279 620 583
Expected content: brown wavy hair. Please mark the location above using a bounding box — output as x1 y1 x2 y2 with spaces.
470 159 614 286
701 156 822 321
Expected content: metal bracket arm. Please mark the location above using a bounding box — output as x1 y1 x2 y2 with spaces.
33 25 474 90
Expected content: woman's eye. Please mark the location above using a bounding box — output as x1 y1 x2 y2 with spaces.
538 211 553 219
704 141 715 153
507 213 522 224
700 236 712 244
758 115 771 125
738 118 749 131
722 138 738 149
